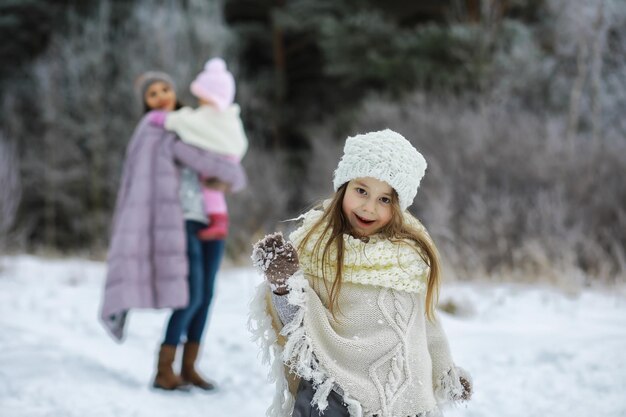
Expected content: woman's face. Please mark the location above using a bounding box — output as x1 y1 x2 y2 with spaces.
341 177 394 237
144 81 176 111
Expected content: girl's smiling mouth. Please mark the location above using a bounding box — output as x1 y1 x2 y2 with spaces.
354 213 375 226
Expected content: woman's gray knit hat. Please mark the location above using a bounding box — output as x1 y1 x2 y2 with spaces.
333 129 427 211
134 71 176 103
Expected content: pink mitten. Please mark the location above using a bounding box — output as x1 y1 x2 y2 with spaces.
147 110 167 127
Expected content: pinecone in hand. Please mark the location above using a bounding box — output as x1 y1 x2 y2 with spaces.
460 376 472 401
251 232 299 295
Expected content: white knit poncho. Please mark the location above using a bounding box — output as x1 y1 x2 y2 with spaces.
249 208 471 417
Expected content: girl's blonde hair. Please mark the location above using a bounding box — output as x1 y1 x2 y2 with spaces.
297 183 441 321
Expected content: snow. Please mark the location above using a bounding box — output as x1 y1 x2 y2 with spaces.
1 255 625 417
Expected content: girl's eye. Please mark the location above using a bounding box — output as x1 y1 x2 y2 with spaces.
380 197 391 204
162 87 170 93
356 187 366 195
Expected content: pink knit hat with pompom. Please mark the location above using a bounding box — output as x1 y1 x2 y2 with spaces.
190 58 235 110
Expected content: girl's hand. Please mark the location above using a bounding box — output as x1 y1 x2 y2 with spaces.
251 232 299 295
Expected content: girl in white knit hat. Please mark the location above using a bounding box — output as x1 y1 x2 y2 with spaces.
250 129 472 417
149 57 248 240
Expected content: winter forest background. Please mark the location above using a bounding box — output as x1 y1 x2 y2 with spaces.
2 0 625 285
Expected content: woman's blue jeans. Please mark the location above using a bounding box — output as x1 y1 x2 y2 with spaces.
163 220 225 345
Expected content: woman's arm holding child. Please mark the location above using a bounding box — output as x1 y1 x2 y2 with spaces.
170 141 246 192
147 110 243 192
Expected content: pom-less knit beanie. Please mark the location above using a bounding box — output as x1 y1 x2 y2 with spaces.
190 58 235 110
333 129 427 211
134 71 176 104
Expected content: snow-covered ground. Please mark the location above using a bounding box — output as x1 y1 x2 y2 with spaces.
1 255 625 417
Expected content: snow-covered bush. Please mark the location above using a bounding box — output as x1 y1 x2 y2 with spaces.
339 92 626 285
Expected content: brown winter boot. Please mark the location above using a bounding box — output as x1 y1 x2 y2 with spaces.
153 344 189 391
181 341 216 390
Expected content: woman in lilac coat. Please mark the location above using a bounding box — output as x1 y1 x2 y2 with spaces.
100 72 246 391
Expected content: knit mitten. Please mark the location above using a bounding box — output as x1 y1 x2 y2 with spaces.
147 110 167 127
251 232 299 295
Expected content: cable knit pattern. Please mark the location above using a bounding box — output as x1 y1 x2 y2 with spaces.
369 288 416 415
289 208 429 294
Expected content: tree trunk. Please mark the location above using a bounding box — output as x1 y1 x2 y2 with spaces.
271 0 286 149
590 0 606 143
567 39 590 143
0 138 22 250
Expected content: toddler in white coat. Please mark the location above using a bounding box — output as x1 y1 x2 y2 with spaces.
150 58 248 240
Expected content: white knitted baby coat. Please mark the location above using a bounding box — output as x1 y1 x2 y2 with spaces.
165 104 248 158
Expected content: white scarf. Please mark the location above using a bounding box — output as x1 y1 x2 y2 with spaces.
289 207 430 294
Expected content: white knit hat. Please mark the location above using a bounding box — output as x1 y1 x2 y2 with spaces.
333 129 427 211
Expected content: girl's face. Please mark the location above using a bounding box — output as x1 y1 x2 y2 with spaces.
144 81 176 111
341 177 394 237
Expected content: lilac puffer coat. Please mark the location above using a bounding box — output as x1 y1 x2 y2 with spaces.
100 116 246 341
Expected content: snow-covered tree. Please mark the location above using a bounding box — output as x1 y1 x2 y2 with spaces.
6 0 228 251
0 135 22 252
